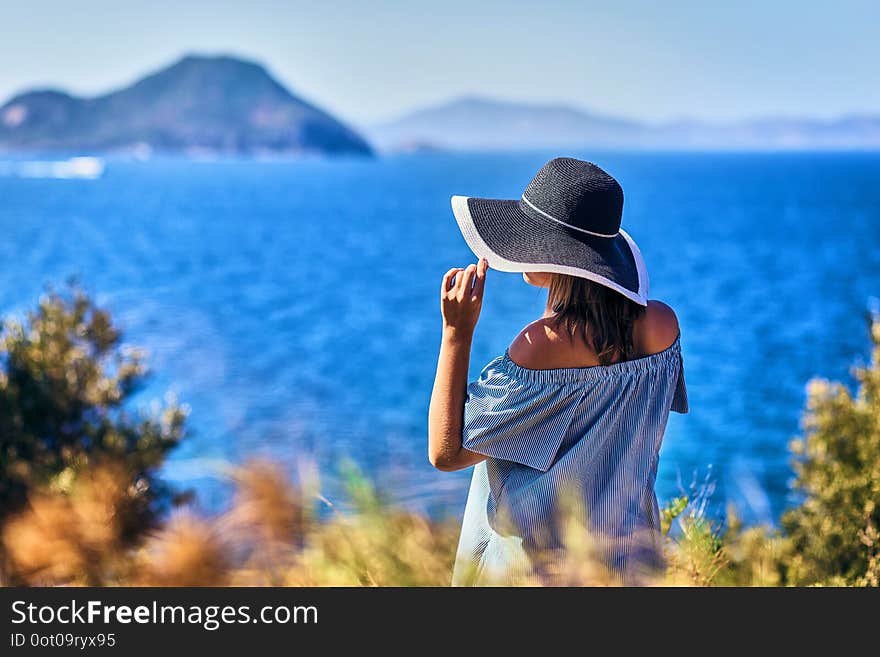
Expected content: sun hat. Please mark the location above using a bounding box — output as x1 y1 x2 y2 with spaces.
451 157 649 305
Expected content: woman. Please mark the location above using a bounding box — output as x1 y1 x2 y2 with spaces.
428 157 688 585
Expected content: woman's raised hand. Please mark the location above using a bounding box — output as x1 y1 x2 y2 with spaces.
440 258 488 339
429 257 490 472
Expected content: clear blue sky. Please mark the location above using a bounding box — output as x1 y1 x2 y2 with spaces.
2 0 878 125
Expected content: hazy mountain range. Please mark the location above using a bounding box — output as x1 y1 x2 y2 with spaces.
0 55 372 156
1 54 878 156
367 96 880 152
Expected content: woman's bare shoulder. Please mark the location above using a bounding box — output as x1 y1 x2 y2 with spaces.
508 301 680 368
508 318 576 369
634 300 680 356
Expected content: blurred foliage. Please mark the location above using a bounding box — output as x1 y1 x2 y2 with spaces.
666 507 727 586
292 465 460 586
0 286 186 539
781 312 880 586
1 291 879 586
660 496 688 536
664 311 880 588
0 459 461 587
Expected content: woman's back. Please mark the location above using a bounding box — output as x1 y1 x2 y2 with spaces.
452 318 688 585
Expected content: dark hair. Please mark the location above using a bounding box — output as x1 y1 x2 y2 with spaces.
546 274 646 365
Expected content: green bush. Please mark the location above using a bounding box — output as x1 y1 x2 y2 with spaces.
781 313 880 586
0 286 186 535
665 313 880 587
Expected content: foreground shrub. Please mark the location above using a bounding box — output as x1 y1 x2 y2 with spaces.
664 313 880 588
782 314 880 586
0 286 187 534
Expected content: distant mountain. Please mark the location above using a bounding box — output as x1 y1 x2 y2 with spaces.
367 96 880 151
0 55 373 157
368 96 646 151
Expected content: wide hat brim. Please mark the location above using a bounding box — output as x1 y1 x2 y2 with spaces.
451 195 649 305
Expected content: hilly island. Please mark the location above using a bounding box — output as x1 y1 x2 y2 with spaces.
0 55 373 157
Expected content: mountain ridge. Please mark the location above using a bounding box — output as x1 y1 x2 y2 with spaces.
367 95 880 151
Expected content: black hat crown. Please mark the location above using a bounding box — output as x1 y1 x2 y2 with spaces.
520 158 623 238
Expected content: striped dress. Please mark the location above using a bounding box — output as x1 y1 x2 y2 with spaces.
452 334 688 586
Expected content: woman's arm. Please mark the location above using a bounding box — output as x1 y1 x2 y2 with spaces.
428 259 489 472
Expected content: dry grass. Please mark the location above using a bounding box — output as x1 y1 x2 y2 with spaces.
0 456 864 588
2 463 134 585
135 513 231 586
1 460 465 587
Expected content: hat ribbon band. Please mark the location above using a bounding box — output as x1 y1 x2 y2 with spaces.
520 195 619 238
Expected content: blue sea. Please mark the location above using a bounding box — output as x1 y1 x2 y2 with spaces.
1 152 878 523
